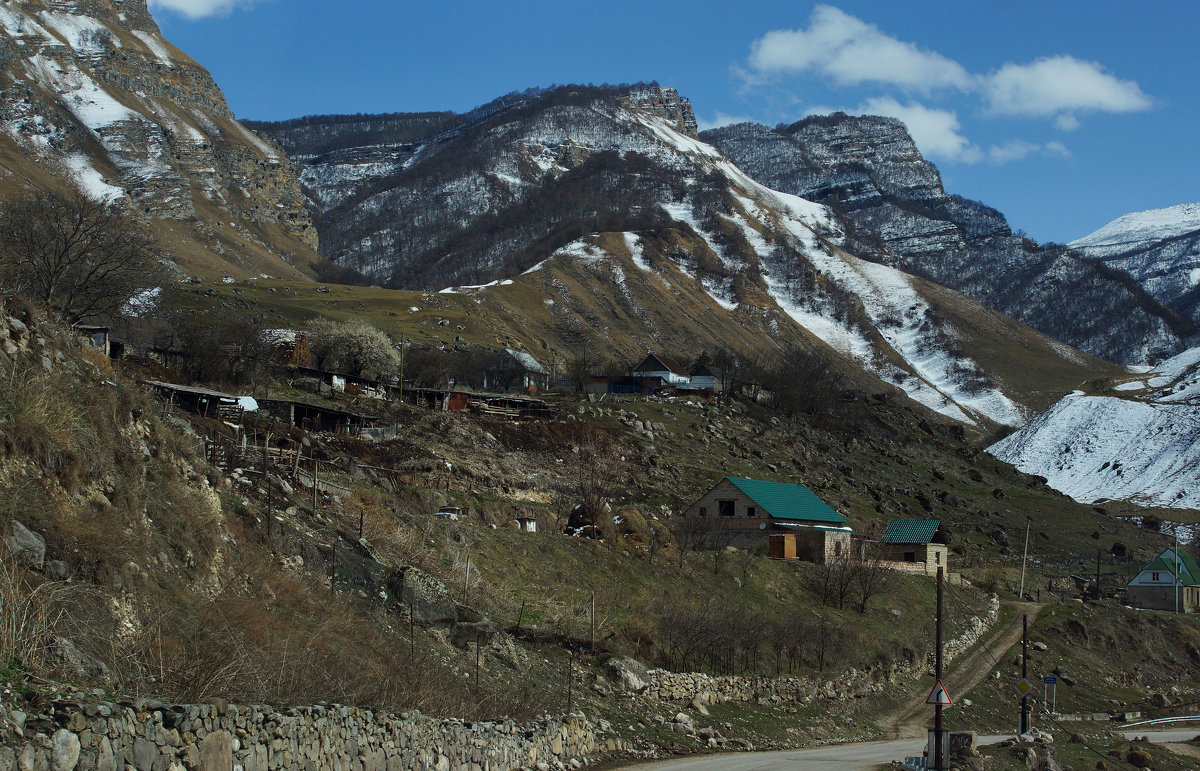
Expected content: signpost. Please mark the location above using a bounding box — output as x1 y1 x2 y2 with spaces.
1043 676 1058 714
929 567 948 771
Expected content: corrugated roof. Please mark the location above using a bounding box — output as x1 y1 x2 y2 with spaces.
882 519 941 544
726 477 845 524
1142 547 1200 586
632 352 688 377
504 349 548 375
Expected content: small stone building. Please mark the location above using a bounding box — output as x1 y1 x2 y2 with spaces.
1127 547 1200 612
685 477 851 561
879 519 948 574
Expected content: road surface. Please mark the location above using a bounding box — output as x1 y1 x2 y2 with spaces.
623 736 1007 770
622 730 1196 770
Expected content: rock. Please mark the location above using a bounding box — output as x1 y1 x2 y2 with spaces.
604 657 651 694
450 618 495 648
673 712 693 726
6 520 45 568
689 697 709 716
45 561 71 581
1126 749 1152 768
51 729 80 771
1032 641 1048 652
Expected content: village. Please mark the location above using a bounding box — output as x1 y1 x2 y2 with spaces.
79 323 1200 615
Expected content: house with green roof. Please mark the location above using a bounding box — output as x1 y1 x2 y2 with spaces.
684 477 852 562
1127 547 1200 612
879 519 949 575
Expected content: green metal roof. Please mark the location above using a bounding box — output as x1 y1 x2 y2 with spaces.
725 477 845 524
1142 547 1200 586
882 519 941 544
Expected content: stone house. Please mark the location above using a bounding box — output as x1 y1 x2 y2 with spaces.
684 477 851 560
879 519 949 574
1127 547 1200 612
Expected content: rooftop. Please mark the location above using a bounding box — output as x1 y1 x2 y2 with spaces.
725 477 845 524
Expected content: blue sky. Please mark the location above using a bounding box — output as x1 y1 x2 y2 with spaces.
150 0 1198 244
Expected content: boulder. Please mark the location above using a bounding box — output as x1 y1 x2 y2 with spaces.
6 520 45 569
604 657 651 694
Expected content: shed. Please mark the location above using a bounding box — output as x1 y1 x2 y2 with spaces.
1127 547 1200 612
880 519 948 574
516 516 538 534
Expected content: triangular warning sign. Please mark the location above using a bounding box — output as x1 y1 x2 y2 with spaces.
925 679 952 706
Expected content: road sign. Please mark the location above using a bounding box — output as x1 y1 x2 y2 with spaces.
926 679 953 706
1043 676 1057 685
1015 678 1033 696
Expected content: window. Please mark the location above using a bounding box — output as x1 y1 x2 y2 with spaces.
904 551 916 562
718 500 735 517
698 506 707 517
747 506 756 518
1152 572 1160 581
935 552 941 565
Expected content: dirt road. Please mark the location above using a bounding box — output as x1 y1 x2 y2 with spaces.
881 601 1045 739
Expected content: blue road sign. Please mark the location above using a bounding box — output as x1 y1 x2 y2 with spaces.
1043 676 1057 684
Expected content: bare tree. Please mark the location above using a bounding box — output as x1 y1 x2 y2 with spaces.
0 189 160 322
565 348 601 394
853 542 891 614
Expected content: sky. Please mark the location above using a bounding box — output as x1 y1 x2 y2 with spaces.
148 0 1198 244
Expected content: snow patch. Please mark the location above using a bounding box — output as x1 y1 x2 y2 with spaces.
131 30 172 65
60 154 124 201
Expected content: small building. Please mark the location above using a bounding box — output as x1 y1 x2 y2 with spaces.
880 519 949 574
484 349 550 392
516 516 538 534
76 325 111 357
1127 547 1200 612
684 477 851 560
630 352 690 387
142 380 255 420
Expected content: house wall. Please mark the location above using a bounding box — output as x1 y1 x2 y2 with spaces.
880 543 948 574
684 479 847 560
1127 584 1200 612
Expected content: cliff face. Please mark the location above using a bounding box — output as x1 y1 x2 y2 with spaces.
704 116 1191 364
0 0 317 278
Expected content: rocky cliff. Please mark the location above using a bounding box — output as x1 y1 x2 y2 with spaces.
253 86 1119 428
0 0 317 278
704 116 1192 365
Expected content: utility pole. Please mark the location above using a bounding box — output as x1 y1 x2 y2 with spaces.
1019 517 1032 600
1175 528 1180 614
1020 615 1031 735
932 566 946 771
1096 550 1102 601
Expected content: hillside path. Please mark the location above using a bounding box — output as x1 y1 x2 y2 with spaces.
881 600 1045 739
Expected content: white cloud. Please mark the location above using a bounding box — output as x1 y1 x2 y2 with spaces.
984 56 1152 122
747 5 971 92
1053 114 1080 131
148 0 257 19
697 112 755 132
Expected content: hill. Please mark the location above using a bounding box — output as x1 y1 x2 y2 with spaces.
0 0 318 279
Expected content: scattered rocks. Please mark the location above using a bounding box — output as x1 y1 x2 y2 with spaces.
5 520 45 569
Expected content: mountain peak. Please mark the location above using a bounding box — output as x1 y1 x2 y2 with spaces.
621 86 698 137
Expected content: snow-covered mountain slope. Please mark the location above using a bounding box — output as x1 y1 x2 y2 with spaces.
704 117 1191 366
990 345 1200 508
1070 203 1200 325
0 0 317 278
299 87 1114 427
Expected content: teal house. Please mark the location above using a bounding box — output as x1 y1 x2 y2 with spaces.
684 477 851 561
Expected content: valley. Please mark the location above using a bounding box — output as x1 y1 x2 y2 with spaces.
0 2 1198 770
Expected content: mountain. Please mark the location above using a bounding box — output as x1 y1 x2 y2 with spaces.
0 0 317 279
1070 202 1200 324
990 345 1200 509
703 117 1193 365
251 86 1118 427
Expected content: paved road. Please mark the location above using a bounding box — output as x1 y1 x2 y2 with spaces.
623 736 1007 770
621 730 1198 770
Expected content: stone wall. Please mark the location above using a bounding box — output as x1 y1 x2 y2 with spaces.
0 699 604 771
645 596 999 707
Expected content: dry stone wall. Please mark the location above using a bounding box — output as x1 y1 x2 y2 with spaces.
0 699 603 771
646 596 999 706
